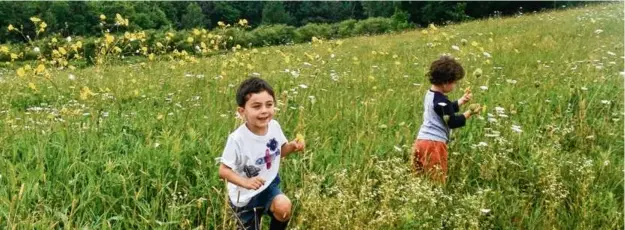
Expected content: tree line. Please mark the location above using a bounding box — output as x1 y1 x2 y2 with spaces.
0 1 588 44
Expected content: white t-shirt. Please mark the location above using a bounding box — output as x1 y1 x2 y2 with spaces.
221 119 288 207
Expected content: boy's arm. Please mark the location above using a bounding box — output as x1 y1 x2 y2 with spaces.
219 136 264 190
434 99 468 129
219 164 265 190
451 100 461 112
281 143 294 158
281 140 304 158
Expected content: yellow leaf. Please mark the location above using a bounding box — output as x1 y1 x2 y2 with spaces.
10 53 18 60
148 53 155 61
39 22 47 29
51 38 58 43
16 68 25 77
7 24 14 31
157 114 164 120
30 17 41 23
0 46 8 54
186 37 194 43
134 89 139 96
76 41 82 49
100 14 106 20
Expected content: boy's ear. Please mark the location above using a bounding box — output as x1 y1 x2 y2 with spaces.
237 107 245 116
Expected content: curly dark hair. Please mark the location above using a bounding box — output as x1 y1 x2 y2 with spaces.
236 77 275 107
428 56 465 85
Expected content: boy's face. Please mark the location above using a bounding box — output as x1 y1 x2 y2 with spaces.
442 81 457 93
238 90 275 129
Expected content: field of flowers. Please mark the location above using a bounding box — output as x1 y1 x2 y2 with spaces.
0 3 623 229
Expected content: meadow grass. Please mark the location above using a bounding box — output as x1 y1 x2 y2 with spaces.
0 3 623 229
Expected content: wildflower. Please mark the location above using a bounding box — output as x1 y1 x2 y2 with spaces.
600 100 611 105
451 45 460 51
483 52 492 58
100 14 106 20
33 47 40 53
308 95 316 104
28 82 38 92
480 86 488 91
511 125 523 133
8 24 14 31
295 133 305 143
80 86 96 100
594 29 603 34
299 84 308 89
473 68 483 77
16 68 25 77
68 74 76 81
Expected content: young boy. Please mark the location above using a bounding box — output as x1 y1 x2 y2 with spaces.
413 56 480 183
219 77 305 230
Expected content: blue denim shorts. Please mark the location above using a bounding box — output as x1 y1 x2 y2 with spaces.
230 175 283 229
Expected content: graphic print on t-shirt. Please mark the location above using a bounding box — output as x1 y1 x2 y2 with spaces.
251 138 280 170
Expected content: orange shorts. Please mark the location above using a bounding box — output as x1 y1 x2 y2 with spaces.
412 139 448 182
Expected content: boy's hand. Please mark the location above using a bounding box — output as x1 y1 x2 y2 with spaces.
466 103 482 115
290 140 305 152
242 177 266 190
458 87 472 105
292 134 306 151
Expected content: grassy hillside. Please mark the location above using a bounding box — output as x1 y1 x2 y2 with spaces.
0 3 623 229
